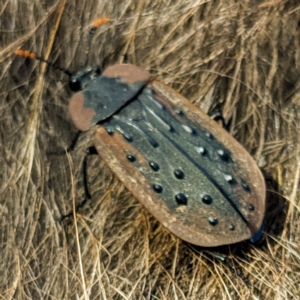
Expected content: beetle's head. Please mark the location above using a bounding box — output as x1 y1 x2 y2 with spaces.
69 65 101 92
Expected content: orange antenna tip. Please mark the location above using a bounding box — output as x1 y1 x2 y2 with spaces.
91 17 110 29
15 49 36 60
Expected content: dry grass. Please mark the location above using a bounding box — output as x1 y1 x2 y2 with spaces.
1 0 300 299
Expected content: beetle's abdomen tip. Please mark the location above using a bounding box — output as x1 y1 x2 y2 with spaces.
249 223 264 243
102 64 150 84
69 92 96 131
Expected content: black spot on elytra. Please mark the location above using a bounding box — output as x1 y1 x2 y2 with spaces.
217 149 230 162
126 154 136 162
229 224 235 231
175 109 183 116
174 169 185 179
241 180 251 192
105 126 114 135
224 174 236 185
122 132 133 142
202 194 213 205
153 184 163 193
248 204 255 211
208 217 218 226
175 193 188 205
149 161 160 171
198 146 207 156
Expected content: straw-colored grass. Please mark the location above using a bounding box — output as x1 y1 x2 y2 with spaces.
1 0 300 299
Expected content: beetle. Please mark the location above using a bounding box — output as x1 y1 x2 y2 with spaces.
16 18 266 247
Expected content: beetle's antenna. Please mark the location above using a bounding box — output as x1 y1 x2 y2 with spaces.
15 18 110 75
85 17 110 67
15 49 72 77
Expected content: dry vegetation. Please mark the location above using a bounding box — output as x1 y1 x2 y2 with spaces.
1 0 300 299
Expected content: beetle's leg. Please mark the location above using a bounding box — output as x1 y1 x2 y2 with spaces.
210 111 231 132
66 130 82 152
81 146 98 204
203 250 251 288
123 53 129 63
60 146 98 221
47 130 82 155
75 146 98 210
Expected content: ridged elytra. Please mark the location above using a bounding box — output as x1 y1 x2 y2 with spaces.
68 63 266 247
